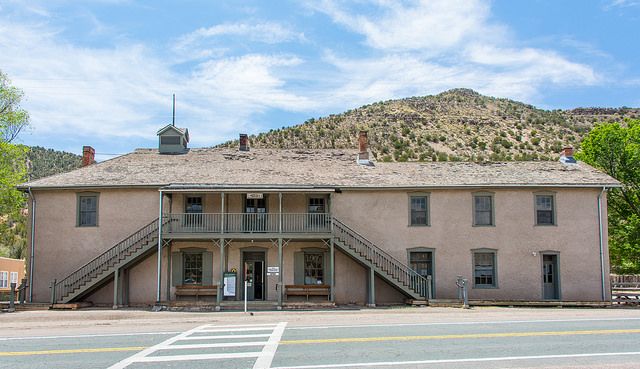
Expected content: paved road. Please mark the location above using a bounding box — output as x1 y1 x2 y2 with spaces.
2 308 640 368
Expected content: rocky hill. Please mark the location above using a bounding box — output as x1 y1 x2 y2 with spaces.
26 146 82 180
218 89 639 162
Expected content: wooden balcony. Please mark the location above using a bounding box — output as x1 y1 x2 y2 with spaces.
163 213 332 239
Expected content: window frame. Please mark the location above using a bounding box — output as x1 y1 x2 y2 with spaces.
10 271 18 284
303 252 325 285
76 192 99 227
182 252 203 285
472 248 498 289
407 247 435 297
408 193 430 227
534 192 557 226
0 271 7 288
472 192 495 227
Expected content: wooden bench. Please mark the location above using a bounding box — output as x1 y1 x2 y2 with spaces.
175 285 218 300
285 285 331 301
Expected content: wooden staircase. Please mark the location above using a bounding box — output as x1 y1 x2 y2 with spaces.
51 219 160 304
332 218 431 302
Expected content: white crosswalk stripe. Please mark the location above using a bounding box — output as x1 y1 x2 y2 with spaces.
107 321 288 369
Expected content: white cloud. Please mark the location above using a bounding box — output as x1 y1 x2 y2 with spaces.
311 0 599 104
0 20 312 149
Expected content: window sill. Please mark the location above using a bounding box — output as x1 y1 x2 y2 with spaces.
473 285 498 289
408 224 431 227
534 224 557 227
472 224 495 227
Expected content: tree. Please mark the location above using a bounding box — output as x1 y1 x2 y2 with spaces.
577 120 640 273
0 70 29 259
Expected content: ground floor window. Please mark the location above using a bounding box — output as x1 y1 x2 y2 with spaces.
473 250 497 288
304 253 324 285
409 251 432 278
183 253 203 285
10 272 18 284
0 271 7 288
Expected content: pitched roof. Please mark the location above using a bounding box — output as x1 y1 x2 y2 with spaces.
20 148 620 190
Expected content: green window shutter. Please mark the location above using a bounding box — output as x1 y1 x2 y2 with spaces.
323 251 331 286
202 251 213 286
171 252 182 287
294 252 304 285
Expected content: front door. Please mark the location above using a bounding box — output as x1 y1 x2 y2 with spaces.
243 252 265 300
543 254 559 300
245 198 267 232
409 251 434 298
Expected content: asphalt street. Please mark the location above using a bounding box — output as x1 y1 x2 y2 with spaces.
2 308 640 369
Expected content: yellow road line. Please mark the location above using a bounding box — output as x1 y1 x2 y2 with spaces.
279 328 640 345
0 346 147 357
4 328 640 357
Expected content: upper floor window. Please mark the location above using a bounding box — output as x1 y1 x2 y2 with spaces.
185 196 203 213
10 271 18 284
308 197 326 214
473 250 497 288
409 195 430 226
535 194 555 226
77 193 98 227
473 193 494 226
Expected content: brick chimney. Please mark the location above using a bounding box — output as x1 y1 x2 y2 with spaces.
358 131 369 161
560 147 574 158
82 146 95 167
239 134 249 151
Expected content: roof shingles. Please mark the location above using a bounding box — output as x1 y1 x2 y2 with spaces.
20 148 620 189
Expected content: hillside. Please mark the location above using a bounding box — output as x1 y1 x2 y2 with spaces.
26 146 82 180
218 89 639 162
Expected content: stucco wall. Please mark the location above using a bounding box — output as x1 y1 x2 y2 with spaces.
29 188 160 302
331 188 609 302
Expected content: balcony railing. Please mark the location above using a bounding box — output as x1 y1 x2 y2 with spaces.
165 213 331 234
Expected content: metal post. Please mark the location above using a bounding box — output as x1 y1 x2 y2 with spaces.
456 275 464 300
278 238 283 308
9 283 16 311
427 275 433 300
244 279 248 313
156 190 163 303
462 278 469 309
113 268 119 309
28 188 36 303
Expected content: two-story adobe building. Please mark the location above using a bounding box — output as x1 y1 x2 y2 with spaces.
19 127 619 308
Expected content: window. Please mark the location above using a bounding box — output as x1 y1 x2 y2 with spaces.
183 253 203 285
473 251 497 288
77 193 98 227
409 195 429 226
304 253 324 285
308 197 325 213
10 272 18 284
160 135 181 145
473 194 494 226
0 271 7 288
535 194 555 225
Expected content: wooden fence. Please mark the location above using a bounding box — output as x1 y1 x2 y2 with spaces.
610 274 640 305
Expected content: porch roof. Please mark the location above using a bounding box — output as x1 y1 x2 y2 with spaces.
19 147 620 190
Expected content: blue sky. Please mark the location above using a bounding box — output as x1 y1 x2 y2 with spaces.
0 0 639 160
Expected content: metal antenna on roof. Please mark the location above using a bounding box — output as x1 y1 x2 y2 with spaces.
172 94 176 126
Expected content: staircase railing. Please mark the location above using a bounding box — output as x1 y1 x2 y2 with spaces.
332 218 430 299
51 218 160 303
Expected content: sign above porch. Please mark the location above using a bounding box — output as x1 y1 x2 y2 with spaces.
246 193 264 199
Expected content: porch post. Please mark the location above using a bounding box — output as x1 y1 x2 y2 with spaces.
221 193 225 233
156 190 163 303
367 266 376 307
166 243 172 301
113 267 119 309
278 193 282 233
278 237 283 308
330 237 335 302
217 238 225 308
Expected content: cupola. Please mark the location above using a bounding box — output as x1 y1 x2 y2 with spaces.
157 124 189 154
